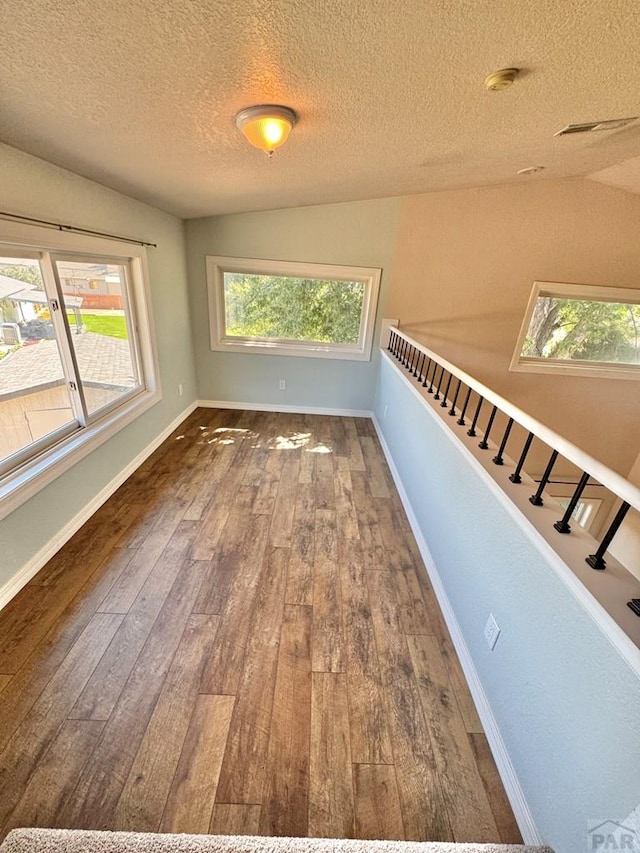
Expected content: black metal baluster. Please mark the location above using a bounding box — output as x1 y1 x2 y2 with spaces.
586 502 631 570
553 471 590 533
529 449 558 506
407 345 416 371
406 344 417 373
434 367 446 400
388 330 396 353
449 379 462 416
478 405 498 449
400 339 408 365
467 397 483 437
409 347 418 373
421 358 432 387
427 361 438 393
419 351 427 380
509 432 534 483
440 372 453 407
457 387 472 426
402 342 410 367
413 351 423 378
493 417 514 465
396 337 404 361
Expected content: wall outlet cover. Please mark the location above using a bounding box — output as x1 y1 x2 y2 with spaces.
484 613 501 650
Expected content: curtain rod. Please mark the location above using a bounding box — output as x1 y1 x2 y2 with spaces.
0 211 157 248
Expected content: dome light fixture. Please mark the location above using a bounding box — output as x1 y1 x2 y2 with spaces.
485 68 519 91
235 104 297 156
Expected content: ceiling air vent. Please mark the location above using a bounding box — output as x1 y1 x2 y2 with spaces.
555 117 638 136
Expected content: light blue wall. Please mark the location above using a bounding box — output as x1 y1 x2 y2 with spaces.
185 197 401 412
374 354 640 853
0 144 197 588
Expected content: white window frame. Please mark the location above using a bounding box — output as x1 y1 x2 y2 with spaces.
206 255 381 361
0 219 161 522
510 281 640 381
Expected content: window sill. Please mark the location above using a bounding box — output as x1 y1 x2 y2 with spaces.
0 387 162 522
510 358 640 381
212 337 373 361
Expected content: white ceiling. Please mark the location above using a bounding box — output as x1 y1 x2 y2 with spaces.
2 0 640 218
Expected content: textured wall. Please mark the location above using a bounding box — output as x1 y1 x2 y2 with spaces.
374 355 640 853
185 197 401 412
389 178 640 477
0 143 196 587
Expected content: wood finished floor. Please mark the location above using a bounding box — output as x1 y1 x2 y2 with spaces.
0 408 522 844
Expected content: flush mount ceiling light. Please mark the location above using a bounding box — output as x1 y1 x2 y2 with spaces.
485 68 519 91
235 105 297 156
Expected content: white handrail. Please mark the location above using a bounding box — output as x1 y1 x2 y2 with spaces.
389 327 640 513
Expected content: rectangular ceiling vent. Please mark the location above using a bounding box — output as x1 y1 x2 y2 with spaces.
555 117 638 137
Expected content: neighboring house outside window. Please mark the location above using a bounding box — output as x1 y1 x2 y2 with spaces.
0 220 160 521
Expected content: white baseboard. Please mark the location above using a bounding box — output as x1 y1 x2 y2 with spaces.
372 413 543 847
0 401 198 612
198 399 373 418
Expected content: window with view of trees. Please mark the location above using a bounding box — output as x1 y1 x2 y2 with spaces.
207 256 381 361
511 281 640 380
0 220 159 521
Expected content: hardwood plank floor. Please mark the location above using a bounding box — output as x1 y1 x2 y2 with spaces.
0 408 522 844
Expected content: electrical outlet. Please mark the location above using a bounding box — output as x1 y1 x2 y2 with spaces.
279 379 286 390
484 614 501 650
178 383 183 397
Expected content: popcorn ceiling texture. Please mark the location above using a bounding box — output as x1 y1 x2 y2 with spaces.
0 0 639 217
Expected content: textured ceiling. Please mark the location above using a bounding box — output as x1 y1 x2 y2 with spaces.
2 0 640 218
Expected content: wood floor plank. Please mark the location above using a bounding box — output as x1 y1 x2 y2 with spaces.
366 571 452 841
0 612 123 831
285 483 315 606
0 547 136 754
311 509 343 673
199 514 272 695
406 633 498 842
189 430 255 561
360 436 390 498
469 733 523 845
0 586 49 663
4 719 105 833
439 634 485 734
390 567 436 636
215 547 287 804
72 527 200 721
114 615 221 830
0 675 11 693
210 804 261 835
315 451 336 510
269 452 301 548
252 439 285 516
259 604 312 837
192 506 252 614
0 532 134 675
353 764 405 840
56 559 205 830
160 695 235 834
339 539 393 765
309 672 355 838
97 512 194 615
335 462 360 540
